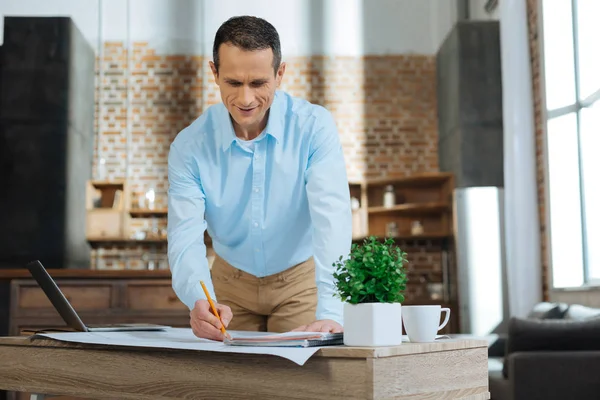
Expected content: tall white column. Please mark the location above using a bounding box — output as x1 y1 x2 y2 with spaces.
499 0 543 317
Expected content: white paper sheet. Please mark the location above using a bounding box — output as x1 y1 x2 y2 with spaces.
34 328 323 366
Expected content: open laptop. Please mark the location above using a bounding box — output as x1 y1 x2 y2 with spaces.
25 260 170 332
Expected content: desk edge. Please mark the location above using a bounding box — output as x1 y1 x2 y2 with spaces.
0 336 489 359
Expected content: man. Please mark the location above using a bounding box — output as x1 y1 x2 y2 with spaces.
167 15 352 341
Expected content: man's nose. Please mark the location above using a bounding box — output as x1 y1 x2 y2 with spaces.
239 85 254 106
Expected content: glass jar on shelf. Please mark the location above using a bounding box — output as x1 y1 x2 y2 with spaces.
145 188 156 210
383 185 395 208
427 283 444 300
97 157 106 180
386 221 399 237
411 220 424 235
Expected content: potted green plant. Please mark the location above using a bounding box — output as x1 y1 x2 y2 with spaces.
333 236 408 346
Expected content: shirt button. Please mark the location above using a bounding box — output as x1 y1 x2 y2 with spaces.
253 222 258 227
255 248 260 252
254 187 259 193
255 155 260 160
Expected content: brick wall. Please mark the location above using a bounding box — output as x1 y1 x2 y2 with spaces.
526 0 549 301
91 42 441 299
95 43 438 193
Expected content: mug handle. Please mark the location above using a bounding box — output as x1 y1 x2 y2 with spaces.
438 308 451 331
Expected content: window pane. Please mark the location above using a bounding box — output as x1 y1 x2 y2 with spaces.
580 101 600 280
576 0 600 100
542 0 577 110
547 112 584 287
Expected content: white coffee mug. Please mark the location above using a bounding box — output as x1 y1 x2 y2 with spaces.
402 305 451 343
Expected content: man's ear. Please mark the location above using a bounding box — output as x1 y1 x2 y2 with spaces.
209 61 219 85
275 62 286 87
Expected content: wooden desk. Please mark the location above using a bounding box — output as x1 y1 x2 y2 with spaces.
0 269 189 400
0 335 490 399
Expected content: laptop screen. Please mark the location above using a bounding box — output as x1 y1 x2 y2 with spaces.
25 260 88 332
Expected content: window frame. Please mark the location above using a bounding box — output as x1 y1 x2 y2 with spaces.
540 0 600 289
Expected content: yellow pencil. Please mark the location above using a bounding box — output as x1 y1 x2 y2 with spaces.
200 280 228 336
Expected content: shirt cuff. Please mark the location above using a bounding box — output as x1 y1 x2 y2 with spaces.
177 276 215 311
316 293 345 326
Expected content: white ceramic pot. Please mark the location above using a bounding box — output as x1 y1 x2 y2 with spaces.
343 302 403 346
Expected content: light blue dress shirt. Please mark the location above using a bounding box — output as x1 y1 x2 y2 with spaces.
167 90 352 324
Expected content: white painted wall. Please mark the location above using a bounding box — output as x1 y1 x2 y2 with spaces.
469 0 500 20
0 0 100 47
431 0 459 53
499 0 543 317
0 0 463 55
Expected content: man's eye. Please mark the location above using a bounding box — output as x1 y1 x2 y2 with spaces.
251 82 265 88
229 82 242 87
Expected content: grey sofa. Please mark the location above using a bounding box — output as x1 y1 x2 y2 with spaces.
488 302 600 400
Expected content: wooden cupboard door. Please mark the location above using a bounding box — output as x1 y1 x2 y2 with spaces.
18 284 113 311
125 283 187 311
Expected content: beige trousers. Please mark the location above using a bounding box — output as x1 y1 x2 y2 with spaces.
211 254 317 333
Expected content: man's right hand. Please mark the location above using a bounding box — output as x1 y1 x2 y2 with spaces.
190 299 233 341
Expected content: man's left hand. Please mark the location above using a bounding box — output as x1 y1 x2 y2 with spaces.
291 319 343 333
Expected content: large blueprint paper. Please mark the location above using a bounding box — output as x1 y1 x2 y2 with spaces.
35 328 323 366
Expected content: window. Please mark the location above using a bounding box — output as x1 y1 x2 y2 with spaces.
542 0 600 287
546 113 584 287
580 102 600 282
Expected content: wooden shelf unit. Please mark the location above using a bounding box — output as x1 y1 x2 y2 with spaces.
85 174 454 246
349 172 454 240
83 174 459 333
84 181 169 269
86 232 213 248
349 172 459 332
367 201 450 215
85 180 131 239
129 208 168 217
87 237 167 247
352 232 450 242
85 180 170 244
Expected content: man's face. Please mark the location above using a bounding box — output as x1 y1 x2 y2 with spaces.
210 43 285 134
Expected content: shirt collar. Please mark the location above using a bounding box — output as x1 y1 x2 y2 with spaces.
220 91 285 152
